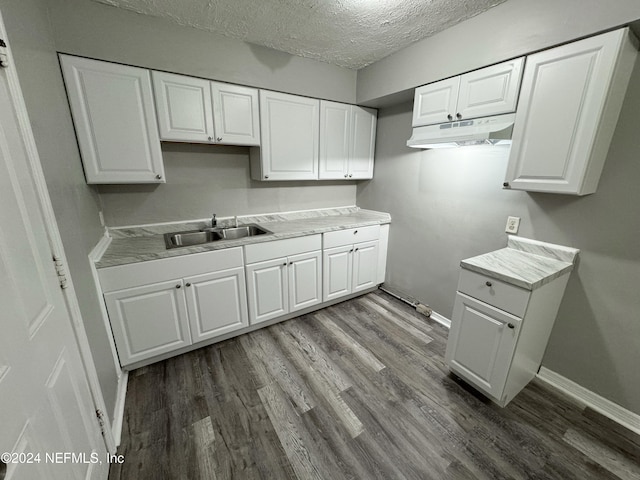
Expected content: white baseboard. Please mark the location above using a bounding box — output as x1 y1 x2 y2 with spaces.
537 367 640 436
429 310 451 329
111 371 129 447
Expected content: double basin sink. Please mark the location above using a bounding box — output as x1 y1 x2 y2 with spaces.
164 224 271 249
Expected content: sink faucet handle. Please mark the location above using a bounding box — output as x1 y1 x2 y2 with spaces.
211 213 217 227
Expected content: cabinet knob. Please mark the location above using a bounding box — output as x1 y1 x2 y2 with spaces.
289 261 293 265
264 175 269 179
456 112 462 120
485 281 492 287
208 136 213 141
176 284 181 289
447 114 453 121
503 182 510 188
350 249 354 253
348 174 353 178
282 262 287 266
354 230 358 234
355 248 359 252
155 174 162 180
507 323 515 329
344 174 348 178
186 283 191 287
216 137 222 142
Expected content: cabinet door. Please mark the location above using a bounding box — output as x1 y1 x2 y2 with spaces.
352 240 379 293
288 251 322 313
259 90 319 180
104 280 191 366
323 245 353 302
246 257 288 324
412 77 460 127
184 267 249 343
504 29 636 195
349 106 377 179
445 293 521 400
457 57 524 120
152 71 214 143
319 100 350 179
211 82 260 145
60 55 164 184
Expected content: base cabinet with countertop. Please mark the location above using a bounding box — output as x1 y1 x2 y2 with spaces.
445 236 579 407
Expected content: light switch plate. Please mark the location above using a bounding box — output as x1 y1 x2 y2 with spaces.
505 216 520 234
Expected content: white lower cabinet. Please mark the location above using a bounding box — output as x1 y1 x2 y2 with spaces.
245 236 322 325
99 248 248 367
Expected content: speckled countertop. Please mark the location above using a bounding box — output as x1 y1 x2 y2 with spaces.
96 207 391 269
460 236 580 290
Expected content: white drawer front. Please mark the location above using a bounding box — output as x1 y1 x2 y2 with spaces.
244 234 322 264
323 225 380 249
457 268 529 317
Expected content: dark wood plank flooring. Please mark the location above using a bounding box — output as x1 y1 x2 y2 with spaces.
109 290 640 479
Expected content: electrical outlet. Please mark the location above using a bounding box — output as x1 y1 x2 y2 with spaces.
505 216 520 234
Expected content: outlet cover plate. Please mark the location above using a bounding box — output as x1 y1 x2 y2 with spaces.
506 216 520 234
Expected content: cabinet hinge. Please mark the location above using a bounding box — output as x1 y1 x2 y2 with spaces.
52 255 68 289
96 409 106 436
0 39 9 68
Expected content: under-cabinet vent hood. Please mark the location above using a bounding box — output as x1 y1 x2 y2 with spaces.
407 113 515 149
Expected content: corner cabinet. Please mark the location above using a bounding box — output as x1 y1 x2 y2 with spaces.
319 101 377 180
504 28 638 195
59 55 165 184
412 57 524 127
152 71 260 146
250 90 319 180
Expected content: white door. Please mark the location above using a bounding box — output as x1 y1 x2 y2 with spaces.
319 100 350 179
445 293 520 399
185 267 249 342
288 251 322 313
323 245 353 302
412 76 460 127
0 44 108 479
211 82 260 145
246 257 288 324
152 71 214 143
259 90 319 180
349 106 376 179
59 55 164 184
351 240 379 293
456 57 524 120
104 280 192 366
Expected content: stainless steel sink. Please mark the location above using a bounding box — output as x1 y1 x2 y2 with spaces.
164 224 271 249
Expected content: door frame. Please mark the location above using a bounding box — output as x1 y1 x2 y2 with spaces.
0 9 116 453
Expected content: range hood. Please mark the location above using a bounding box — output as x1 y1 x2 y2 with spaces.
407 113 515 149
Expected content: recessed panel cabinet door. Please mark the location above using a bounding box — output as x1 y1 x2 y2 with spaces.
104 280 191 366
259 90 319 180
352 240 379 293
246 257 288 324
211 82 260 145
445 293 521 400
319 100 350 179
349 106 376 179
152 71 214 142
323 245 353 302
412 77 460 127
184 267 249 342
288 251 322 313
60 54 164 183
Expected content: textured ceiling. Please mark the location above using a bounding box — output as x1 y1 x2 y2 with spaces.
91 0 508 69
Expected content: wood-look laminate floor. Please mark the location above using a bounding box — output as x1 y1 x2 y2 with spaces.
109 290 640 480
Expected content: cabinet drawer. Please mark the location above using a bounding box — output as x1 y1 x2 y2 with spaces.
323 225 380 249
98 247 244 292
457 268 529 317
244 234 322 264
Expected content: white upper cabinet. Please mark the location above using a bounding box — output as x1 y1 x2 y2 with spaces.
152 71 214 142
504 29 638 195
152 72 260 146
412 57 524 127
60 55 165 184
251 90 319 181
211 82 260 145
319 101 377 180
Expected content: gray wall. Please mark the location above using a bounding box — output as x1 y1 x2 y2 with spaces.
0 0 119 414
99 144 357 227
49 0 356 104
357 0 640 106
357 57 640 413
